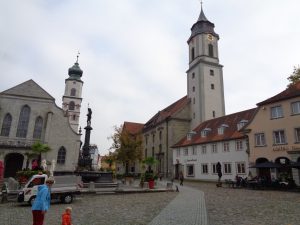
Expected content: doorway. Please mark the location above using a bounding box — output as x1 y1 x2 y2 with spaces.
4 153 24 178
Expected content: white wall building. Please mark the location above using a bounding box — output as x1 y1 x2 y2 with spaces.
173 109 256 181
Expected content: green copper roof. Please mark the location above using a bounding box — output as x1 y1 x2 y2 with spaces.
68 62 83 80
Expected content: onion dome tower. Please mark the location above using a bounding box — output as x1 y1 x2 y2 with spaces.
62 54 84 133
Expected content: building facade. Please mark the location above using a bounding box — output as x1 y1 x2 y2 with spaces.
172 109 256 181
0 61 83 178
246 82 300 185
143 96 190 178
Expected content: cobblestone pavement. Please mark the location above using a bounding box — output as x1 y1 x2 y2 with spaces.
184 181 300 225
0 192 178 225
149 184 207 225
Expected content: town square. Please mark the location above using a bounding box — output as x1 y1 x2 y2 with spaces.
0 1 300 225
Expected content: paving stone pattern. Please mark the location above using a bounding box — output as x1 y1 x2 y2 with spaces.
1 181 300 225
149 185 207 225
186 181 300 225
0 192 177 225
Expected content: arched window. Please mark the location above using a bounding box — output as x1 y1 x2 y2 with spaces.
208 44 214 57
191 47 195 60
69 101 75 110
33 116 43 139
70 88 76 96
16 105 30 138
1 113 12 136
57 146 66 164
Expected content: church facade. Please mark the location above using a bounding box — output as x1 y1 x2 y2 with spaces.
0 60 83 178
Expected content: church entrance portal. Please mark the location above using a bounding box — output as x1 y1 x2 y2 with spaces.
4 153 24 178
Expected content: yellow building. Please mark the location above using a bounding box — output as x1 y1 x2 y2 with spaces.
245 81 300 185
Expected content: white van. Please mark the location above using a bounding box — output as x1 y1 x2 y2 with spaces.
17 174 82 205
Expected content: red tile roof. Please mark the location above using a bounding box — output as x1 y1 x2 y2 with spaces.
123 121 144 135
143 96 190 131
172 108 257 148
257 81 300 106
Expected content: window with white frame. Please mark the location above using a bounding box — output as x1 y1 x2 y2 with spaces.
212 163 217 174
186 164 194 177
223 142 229 152
201 145 207 154
271 106 283 119
295 128 300 143
201 128 211 137
255 133 266 146
211 144 217 153
183 148 188 156
237 120 248 130
192 146 197 155
236 140 243 151
291 101 300 115
218 127 224 135
223 163 232 174
176 149 180 157
202 164 208 174
273 130 286 145
236 162 246 174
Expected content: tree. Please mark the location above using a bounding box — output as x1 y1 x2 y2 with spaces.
104 152 116 169
142 156 158 173
287 66 300 87
108 125 142 174
31 141 51 167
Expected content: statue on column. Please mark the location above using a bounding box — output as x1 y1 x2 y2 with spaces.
87 108 92 126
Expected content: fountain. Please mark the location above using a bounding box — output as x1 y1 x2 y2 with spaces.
77 107 113 183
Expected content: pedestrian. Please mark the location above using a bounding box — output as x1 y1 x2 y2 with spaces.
179 171 184 186
32 177 54 225
216 162 222 187
62 207 73 225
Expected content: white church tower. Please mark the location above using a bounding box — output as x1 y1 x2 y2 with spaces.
187 6 225 129
62 55 83 132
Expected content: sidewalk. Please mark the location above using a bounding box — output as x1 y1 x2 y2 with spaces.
148 181 208 225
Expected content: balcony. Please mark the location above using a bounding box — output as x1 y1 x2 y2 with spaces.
0 137 43 149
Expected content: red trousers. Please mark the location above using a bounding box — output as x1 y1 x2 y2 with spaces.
32 210 45 225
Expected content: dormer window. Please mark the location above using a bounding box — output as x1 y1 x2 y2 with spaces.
218 124 229 135
187 131 196 141
237 120 248 130
201 128 211 137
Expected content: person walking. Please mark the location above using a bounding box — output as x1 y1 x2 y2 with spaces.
32 177 54 225
62 207 73 225
179 171 184 186
216 162 222 187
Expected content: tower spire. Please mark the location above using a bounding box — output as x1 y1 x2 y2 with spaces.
76 51 80 63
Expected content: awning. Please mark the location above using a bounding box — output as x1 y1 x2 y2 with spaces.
289 161 300 168
249 161 282 168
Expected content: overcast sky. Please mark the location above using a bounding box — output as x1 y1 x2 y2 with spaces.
1 0 300 155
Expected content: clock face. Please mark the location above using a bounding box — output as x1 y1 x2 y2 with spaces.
207 34 213 41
